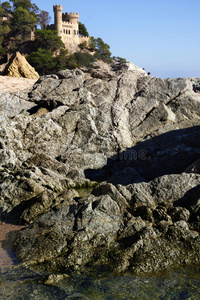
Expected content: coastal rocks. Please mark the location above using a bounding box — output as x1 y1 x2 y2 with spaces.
1 61 200 275
4 52 39 79
13 179 200 275
14 193 123 269
13 175 200 275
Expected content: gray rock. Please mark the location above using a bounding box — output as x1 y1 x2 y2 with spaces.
1 61 200 275
168 207 190 222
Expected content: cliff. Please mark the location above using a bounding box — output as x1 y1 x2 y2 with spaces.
0 61 200 276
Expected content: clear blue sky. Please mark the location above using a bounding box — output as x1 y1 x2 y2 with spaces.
33 0 200 79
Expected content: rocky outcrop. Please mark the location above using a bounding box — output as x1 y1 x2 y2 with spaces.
4 52 39 79
1 61 200 275
13 174 200 275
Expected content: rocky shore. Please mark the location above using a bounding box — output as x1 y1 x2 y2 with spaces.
1 61 200 276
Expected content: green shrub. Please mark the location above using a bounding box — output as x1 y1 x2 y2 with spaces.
66 51 95 69
78 41 87 50
27 48 56 75
78 22 89 37
34 29 64 52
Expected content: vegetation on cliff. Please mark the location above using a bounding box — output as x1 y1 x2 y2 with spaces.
0 0 126 75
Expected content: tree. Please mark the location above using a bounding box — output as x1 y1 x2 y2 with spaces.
10 0 39 13
113 56 126 63
27 48 56 75
89 36 97 50
31 3 39 14
34 29 64 52
74 52 95 67
1 1 12 13
37 10 51 29
0 19 10 36
0 2 11 57
27 29 67 74
27 47 69 75
78 41 87 50
78 22 89 37
96 38 111 56
11 7 37 35
66 52 95 69
0 19 10 57
54 48 68 70
0 36 8 56
0 6 4 16
91 37 112 62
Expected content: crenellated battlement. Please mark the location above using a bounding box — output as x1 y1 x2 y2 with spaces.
63 12 79 17
53 5 63 12
62 21 74 25
62 12 79 24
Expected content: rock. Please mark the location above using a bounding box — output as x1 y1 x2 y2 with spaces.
167 207 190 222
0 60 200 276
127 173 200 208
44 273 69 286
133 206 154 222
4 52 39 79
153 206 171 222
14 194 123 268
92 182 130 211
185 158 200 174
166 220 192 241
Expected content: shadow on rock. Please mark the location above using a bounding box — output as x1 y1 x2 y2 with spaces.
85 125 200 185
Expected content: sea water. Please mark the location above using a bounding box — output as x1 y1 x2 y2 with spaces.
0 266 199 299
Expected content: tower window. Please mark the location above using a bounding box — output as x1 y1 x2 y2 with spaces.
74 30 76 35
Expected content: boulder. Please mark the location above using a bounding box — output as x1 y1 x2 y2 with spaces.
4 52 39 79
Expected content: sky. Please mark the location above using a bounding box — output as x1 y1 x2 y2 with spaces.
32 0 200 79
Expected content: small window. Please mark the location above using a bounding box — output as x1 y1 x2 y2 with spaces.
74 30 76 35
69 30 70 34
63 29 65 33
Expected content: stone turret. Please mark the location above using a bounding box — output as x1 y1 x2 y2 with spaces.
53 5 63 36
63 12 79 24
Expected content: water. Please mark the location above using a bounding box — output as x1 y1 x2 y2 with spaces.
0 266 200 299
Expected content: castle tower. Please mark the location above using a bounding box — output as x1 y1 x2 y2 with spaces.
53 5 63 36
63 12 79 25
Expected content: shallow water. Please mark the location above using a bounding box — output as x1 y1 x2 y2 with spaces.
0 266 200 299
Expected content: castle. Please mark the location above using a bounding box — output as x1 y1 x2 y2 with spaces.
51 5 90 53
0 4 90 54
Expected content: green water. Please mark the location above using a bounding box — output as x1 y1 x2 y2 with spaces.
0 266 200 299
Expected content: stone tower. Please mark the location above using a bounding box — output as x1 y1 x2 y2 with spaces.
53 5 63 37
